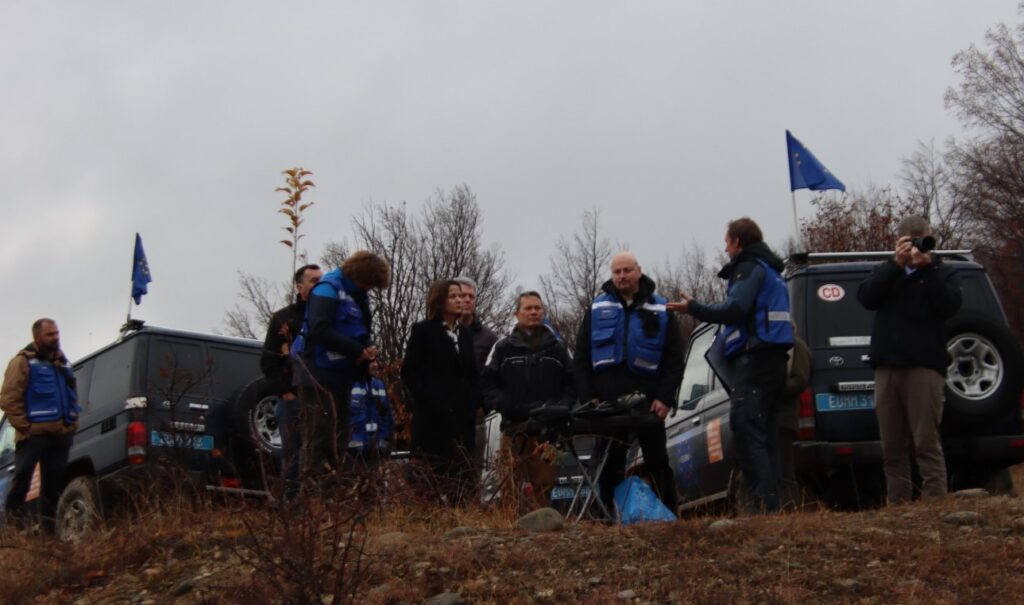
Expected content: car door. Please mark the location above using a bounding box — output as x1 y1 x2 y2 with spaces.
665 326 718 507
0 414 17 524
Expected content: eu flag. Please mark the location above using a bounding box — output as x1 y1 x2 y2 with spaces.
786 130 846 192
131 233 152 304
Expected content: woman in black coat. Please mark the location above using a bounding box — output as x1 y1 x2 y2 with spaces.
401 279 482 504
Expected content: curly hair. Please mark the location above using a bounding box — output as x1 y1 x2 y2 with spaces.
426 279 462 321
342 251 390 291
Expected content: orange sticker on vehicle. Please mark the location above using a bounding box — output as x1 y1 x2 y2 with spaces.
26 463 41 501
706 418 724 464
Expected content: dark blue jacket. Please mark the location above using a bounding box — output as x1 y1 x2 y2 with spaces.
690 242 794 357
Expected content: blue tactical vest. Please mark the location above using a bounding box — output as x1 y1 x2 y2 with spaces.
291 269 369 369
722 258 794 357
590 292 669 375
25 358 80 424
347 377 393 452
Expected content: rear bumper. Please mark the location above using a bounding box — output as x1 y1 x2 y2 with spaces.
794 435 1024 474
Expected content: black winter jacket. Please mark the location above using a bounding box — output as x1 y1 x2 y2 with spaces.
574 275 685 406
401 319 481 452
856 257 962 374
481 326 575 427
260 300 306 396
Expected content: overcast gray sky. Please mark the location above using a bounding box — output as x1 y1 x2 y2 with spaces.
2 1 1019 361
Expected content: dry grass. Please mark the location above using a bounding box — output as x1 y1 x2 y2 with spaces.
3 468 1024 604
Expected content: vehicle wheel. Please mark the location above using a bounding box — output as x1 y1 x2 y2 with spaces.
944 315 1024 422
56 476 102 542
231 378 281 458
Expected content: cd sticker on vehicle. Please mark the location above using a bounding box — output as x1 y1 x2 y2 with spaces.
817 283 846 302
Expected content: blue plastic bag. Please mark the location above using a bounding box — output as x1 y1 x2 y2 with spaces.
613 477 676 525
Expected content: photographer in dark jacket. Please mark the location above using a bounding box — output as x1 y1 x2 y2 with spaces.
260 264 322 498
482 291 575 509
575 252 685 515
857 216 962 504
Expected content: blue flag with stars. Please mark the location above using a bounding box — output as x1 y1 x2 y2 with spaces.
131 233 152 304
786 130 846 192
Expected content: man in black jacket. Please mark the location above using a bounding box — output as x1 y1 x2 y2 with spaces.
575 252 684 515
482 291 574 509
260 263 322 497
857 216 962 504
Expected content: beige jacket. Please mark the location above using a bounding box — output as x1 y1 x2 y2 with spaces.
0 345 78 441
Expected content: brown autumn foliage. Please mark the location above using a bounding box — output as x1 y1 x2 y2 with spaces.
3 468 1024 604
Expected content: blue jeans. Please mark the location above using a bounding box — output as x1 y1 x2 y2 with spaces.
275 396 302 499
730 349 787 513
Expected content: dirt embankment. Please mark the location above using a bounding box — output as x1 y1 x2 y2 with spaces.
3 486 1024 605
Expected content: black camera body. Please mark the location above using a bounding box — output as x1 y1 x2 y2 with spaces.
911 235 936 252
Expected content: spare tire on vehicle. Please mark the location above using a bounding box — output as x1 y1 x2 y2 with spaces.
943 315 1024 425
229 378 282 487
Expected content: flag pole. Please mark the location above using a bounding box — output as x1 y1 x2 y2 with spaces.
791 190 802 251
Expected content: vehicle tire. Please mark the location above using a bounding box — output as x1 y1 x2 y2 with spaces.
56 476 102 542
944 315 1024 423
231 377 281 458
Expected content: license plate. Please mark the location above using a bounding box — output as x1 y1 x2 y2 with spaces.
815 392 874 412
551 485 591 501
150 430 214 451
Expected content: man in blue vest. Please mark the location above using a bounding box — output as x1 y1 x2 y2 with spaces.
669 217 794 513
1 319 79 529
292 251 390 479
575 252 685 515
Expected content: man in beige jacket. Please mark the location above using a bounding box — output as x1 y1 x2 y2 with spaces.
1 319 79 528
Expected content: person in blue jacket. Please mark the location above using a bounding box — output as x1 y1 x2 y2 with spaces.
291 251 390 479
348 359 394 463
1 319 79 530
669 217 794 513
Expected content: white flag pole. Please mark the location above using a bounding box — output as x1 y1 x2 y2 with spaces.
791 190 802 251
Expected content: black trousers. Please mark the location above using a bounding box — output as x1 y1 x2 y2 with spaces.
730 349 788 513
6 434 73 522
598 424 678 515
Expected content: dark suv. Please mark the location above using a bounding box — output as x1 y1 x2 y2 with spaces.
657 251 1024 510
0 324 271 539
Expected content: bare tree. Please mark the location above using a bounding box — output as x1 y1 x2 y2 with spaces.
943 10 1024 342
222 272 289 339
650 242 728 342
799 187 911 254
539 207 613 350
899 140 973 248
418 184 512 326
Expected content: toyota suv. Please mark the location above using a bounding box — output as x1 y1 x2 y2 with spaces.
658 251 1024 511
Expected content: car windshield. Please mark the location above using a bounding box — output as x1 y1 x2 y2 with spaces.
806 276 874 348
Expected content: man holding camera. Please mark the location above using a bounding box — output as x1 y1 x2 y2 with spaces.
857 216 962 504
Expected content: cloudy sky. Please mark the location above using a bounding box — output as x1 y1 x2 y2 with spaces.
2 1 1019 361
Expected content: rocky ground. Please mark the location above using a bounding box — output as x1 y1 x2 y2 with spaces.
3 485 1024 604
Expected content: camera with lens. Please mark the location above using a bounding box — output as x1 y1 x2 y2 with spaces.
911 235 936 253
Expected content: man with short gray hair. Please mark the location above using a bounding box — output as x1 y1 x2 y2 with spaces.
857 216 962 504
453 276 499 370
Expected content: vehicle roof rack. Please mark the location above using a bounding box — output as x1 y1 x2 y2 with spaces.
788 250 973 265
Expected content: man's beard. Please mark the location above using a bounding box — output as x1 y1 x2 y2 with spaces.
36 341 59 358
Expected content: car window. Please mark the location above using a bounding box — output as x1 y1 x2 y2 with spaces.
0 416 15 461
207 345 261 400
149 339 210 401
677 328 716 411
807 276 874 348
73 359 94 411
90 340 138 412
958 273 1002 317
